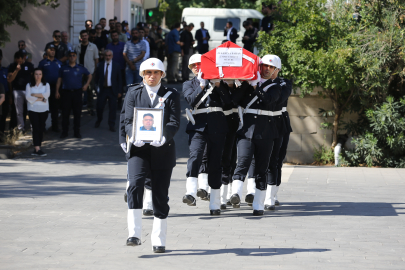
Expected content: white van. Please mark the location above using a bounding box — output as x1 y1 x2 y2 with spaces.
181 8 264 50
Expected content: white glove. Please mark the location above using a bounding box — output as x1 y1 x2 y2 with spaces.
133 140 145 147
210 79 221 84
249 71 261 86
224 80 234 86
150 136 166 147
120 143 127 152
197 70 206 87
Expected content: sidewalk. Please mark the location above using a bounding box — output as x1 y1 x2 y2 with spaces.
1 82 405 269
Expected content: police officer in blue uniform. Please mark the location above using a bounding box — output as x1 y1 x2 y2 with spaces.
124 58 180 253
0 49 11 135
38 44 63 132
182 54 232 215
230 56 281 216
56 50 92 138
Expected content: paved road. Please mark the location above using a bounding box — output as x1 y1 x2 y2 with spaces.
1 83 405 269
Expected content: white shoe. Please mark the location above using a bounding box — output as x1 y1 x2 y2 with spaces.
186 177 198 198
209 189 221 215
151 217 167 247
252 188 266 211
127 209 142 239
230 180 244 206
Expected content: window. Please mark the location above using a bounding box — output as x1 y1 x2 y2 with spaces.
214 18 240 32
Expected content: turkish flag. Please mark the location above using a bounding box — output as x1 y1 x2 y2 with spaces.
201 41 260 80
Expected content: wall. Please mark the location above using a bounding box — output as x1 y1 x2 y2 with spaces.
2 1 71 67
285 94 358 164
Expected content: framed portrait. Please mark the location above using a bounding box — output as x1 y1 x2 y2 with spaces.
132 108 164 142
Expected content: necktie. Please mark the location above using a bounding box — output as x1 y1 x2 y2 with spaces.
150 93 154 103
104 63 109 87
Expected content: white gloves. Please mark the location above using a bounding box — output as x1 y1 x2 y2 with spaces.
130 136 145 147
197 70 206 87
121 143 127 152
249 71 261 86
210 79 221 84
150 136 166 147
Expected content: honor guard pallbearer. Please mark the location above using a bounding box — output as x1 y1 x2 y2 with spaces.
183 54 232 215
124 58 181 253
230 56 281 216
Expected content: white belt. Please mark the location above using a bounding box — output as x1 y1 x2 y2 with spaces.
224 108 239 115
282 107 287 112
223 109 233 116
193 107 223 115
245 109 282 116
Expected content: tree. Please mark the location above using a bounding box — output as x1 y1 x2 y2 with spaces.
0 0 59 46
257 0 405 148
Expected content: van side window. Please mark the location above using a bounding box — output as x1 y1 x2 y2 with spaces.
214 18 240 31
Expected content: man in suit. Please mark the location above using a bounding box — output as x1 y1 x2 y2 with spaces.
94 49 122 132
195 22 210 54
224 21 239 43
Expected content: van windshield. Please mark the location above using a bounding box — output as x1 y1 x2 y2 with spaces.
214 18 240 31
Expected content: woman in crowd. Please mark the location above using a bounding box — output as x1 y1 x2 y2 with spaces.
25 68 50 156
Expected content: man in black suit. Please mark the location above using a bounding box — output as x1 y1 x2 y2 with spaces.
94 49 122 132
224 21 239 43
195 22 210 54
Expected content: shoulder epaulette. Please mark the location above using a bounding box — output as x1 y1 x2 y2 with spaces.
127 83 143 92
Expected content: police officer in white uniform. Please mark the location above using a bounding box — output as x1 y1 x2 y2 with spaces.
124 58 181 253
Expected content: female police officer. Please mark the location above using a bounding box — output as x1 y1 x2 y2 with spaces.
124 58 180 253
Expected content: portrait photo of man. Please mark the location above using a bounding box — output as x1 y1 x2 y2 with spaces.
140 113 156 131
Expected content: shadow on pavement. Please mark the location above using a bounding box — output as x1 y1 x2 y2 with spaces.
138 247 330 258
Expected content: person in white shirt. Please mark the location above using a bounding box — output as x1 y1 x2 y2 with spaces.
25 68 50 156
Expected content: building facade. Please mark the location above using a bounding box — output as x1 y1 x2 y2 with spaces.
2 0 157 66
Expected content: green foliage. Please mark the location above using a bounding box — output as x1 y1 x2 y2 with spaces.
256 0 405 148
0 0 59 46
313 144 335 165
343 97 405 168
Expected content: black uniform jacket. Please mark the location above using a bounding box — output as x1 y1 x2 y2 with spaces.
183 77 231 135
280 78 293 133
222 83 241 130
232 80 281 140
124 83 181 169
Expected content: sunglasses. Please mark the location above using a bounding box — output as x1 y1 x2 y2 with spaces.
54 35 61 38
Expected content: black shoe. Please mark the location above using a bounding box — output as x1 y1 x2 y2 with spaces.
253 210 264 216
109 126 116 132
232 203 240 208
275 200 280 205
126 237 141 246
60 132 68 139
230 194 240 205
124 192 127 202
32 150 46 157
52 126 60 132
74 132 82 139
245 194 254 204
248 203 253 207
182 195 196 206
210 209 221 215
220 204 227 210
226 200 232 206
264 204 276 211
89 110 95 116
153 246 165 253
94 121 101 128
197 189 208 200
143 209 154 216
